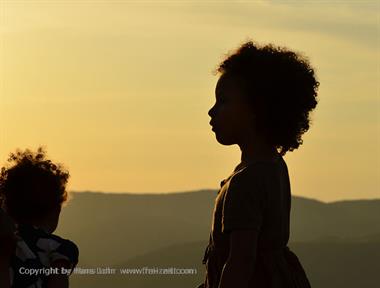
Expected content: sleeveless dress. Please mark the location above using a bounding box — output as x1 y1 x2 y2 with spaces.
10 223 79 288
200 155 311 288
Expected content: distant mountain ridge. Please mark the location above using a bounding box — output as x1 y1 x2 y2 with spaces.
56 191 380 288
56 191 380 266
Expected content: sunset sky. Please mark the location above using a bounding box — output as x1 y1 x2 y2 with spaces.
1 0 379 202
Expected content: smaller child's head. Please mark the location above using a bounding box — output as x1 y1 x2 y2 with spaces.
0 147 69 233
208 40 319 156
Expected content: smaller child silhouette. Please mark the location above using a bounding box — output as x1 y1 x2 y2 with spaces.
0 147 79 288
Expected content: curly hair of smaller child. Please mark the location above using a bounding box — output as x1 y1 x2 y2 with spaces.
0 147 69 223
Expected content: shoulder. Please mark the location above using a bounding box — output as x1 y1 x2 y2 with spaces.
29 230 79 267
229 163 267 189
223 164 268 206
49 233 78 250
230 158 285 187
21 226 78 255
50 234 79 252
47 234 79 265
221 164 269 232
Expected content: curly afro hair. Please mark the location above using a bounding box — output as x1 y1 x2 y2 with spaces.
0 147 69 223
215 40 319 156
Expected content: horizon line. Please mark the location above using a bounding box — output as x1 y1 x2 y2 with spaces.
68 190 380 204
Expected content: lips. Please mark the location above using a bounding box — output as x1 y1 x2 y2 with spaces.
209 121 216 132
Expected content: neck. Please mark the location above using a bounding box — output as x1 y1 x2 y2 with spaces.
239 136 278 164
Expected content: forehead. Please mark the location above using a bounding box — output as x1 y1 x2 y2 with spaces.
215 73 245 97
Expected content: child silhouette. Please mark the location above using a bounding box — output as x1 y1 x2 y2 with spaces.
0 147 79 288
200 40 319 288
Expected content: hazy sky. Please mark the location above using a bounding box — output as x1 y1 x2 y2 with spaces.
1 0 379 202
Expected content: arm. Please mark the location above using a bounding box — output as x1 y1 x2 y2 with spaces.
218 229 259 288
219 166 265 288
0 261 11 288
0 209 16 288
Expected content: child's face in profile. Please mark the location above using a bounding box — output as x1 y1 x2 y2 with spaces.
208 73 255 146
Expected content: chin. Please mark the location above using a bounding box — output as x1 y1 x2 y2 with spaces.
215 133 236 146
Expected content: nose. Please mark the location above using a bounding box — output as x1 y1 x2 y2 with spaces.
208 104 216 118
